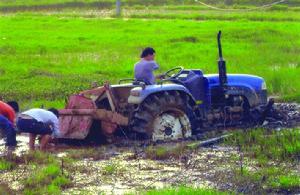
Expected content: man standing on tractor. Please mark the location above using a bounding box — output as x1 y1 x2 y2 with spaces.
134 47 163 85
0 100 19 151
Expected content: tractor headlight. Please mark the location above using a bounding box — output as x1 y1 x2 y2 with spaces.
130 91 140 97
261 81 267 90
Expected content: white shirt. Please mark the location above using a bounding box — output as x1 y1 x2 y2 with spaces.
22 108 60 137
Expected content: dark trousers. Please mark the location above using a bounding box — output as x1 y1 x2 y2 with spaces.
17 118 52 135
0 115 16 147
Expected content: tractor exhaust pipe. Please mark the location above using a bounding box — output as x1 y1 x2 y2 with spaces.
217 31 228 87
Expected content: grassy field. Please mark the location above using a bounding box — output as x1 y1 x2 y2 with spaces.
225 128 300 193
0 0 298 7
0 2 300 109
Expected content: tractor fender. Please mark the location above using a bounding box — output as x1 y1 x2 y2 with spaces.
225 85 260 107
128 83 195 105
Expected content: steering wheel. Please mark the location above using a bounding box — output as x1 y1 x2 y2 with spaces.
164 66 184 79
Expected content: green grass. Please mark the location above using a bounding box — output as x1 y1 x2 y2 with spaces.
0 151 73 194
129 9 300 21
226 128 300 162
67 147 107 161
102 161 124 175
145 143 191 160
225 128 300 192
235 166 300 193
0 158 15 171
23 163 71 195
140 186 232 195
0 0 215 7
1 0 297 7
271 174 300 191
23 150 57 165
0 11 300 107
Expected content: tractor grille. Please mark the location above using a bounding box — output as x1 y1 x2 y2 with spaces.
257 90 268 104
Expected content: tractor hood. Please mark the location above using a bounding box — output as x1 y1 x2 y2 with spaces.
205 74 266 91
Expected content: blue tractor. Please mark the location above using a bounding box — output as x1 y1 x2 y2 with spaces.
60 31 271 142
125 31 269 141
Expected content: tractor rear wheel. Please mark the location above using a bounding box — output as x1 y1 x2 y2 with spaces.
130 91 197 141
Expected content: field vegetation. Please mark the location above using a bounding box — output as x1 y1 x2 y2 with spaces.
225 128 300 193
0 151 72 194
1 0 299 7
0 1 299 194
138 186 232 195
1 1 300 108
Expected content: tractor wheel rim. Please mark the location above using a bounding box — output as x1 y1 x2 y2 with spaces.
152 112 192 142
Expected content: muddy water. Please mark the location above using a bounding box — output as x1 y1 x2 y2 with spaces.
1 105 300 195
0 134 31 192
61 146 238 195
1 133 239 194
0 134 30 156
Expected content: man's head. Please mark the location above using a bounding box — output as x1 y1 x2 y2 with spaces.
48 108 59 118
7 101 19 113
140 47 155 61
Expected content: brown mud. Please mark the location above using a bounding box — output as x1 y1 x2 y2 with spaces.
0 102 299 194
1 135 240 194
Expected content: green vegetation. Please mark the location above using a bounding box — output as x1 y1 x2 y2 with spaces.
23 150 57 164
0 151 73 194
271 174 300 191
102 161 125 175
0 0 298 8
227 128 300 161
144 143 193 160
1 9 300 107
0 158 15 171
235 166 300 193
0 1 299 194
141 186 232 195
226 128 300 192
67 147 106 160
23 163 71 195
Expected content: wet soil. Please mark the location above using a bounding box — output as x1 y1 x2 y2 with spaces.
1 136 240 194
1 134 299 194
0 103 299 194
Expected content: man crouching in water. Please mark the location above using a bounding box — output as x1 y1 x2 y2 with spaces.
134 47 164 85
17 108 60 150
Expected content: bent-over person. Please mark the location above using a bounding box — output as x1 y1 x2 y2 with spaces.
17 108 60 150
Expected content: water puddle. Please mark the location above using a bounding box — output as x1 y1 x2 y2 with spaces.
0 134 29 156
61 146 238 194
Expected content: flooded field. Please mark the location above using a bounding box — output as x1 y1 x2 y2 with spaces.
0 134 243 194
1 126 299 194
63 146 238 194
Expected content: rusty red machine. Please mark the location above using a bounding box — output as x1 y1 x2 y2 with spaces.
59 83 130 140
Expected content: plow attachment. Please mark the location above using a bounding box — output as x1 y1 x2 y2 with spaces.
58 88 128 140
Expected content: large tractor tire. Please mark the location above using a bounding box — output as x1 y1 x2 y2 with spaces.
130 91 198 141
